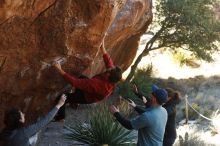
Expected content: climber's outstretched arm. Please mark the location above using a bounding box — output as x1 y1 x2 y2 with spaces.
100 36 107 54
100 35 114 69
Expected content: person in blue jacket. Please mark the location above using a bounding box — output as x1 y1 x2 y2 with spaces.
0 94 66 146
129 85 181 146
110 84 168 146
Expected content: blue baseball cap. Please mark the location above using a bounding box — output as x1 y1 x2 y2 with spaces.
151 84 168 104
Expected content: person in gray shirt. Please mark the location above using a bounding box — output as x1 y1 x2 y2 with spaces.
110 85 168 146
0 94 66 146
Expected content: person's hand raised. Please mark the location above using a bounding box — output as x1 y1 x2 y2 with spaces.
126 98 136 108
132 84 138 94
109 105 119 114
56 94 67 108
142 96 148 104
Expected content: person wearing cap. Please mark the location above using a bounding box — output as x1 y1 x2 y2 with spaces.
109 84 168 146
131 85 181 146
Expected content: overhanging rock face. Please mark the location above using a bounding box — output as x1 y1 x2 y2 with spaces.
0 0 152 127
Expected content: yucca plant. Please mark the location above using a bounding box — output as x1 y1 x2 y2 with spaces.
210 109 220 135
113 97 134 118
65 104 136 146
176 132 206 146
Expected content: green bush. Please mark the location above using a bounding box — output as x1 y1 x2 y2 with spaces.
182 103 201 120
172 51 200 68
188 103 201 120
65 104 136 146
203 109 212 119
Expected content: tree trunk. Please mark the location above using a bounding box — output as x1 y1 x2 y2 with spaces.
125 25 165 82
125 51 149 82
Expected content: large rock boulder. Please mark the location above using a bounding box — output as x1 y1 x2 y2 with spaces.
0 0 152 127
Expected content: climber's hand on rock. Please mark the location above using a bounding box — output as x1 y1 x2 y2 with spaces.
53 62 65 75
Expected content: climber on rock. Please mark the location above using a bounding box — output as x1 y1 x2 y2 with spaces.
53 37 122 121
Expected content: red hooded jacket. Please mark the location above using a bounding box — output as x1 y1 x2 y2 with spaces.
62 53 115 103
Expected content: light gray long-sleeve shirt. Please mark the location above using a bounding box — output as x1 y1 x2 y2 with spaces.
2 107 59 146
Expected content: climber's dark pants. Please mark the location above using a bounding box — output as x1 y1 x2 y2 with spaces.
54 75 89 120
54 90 87 120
